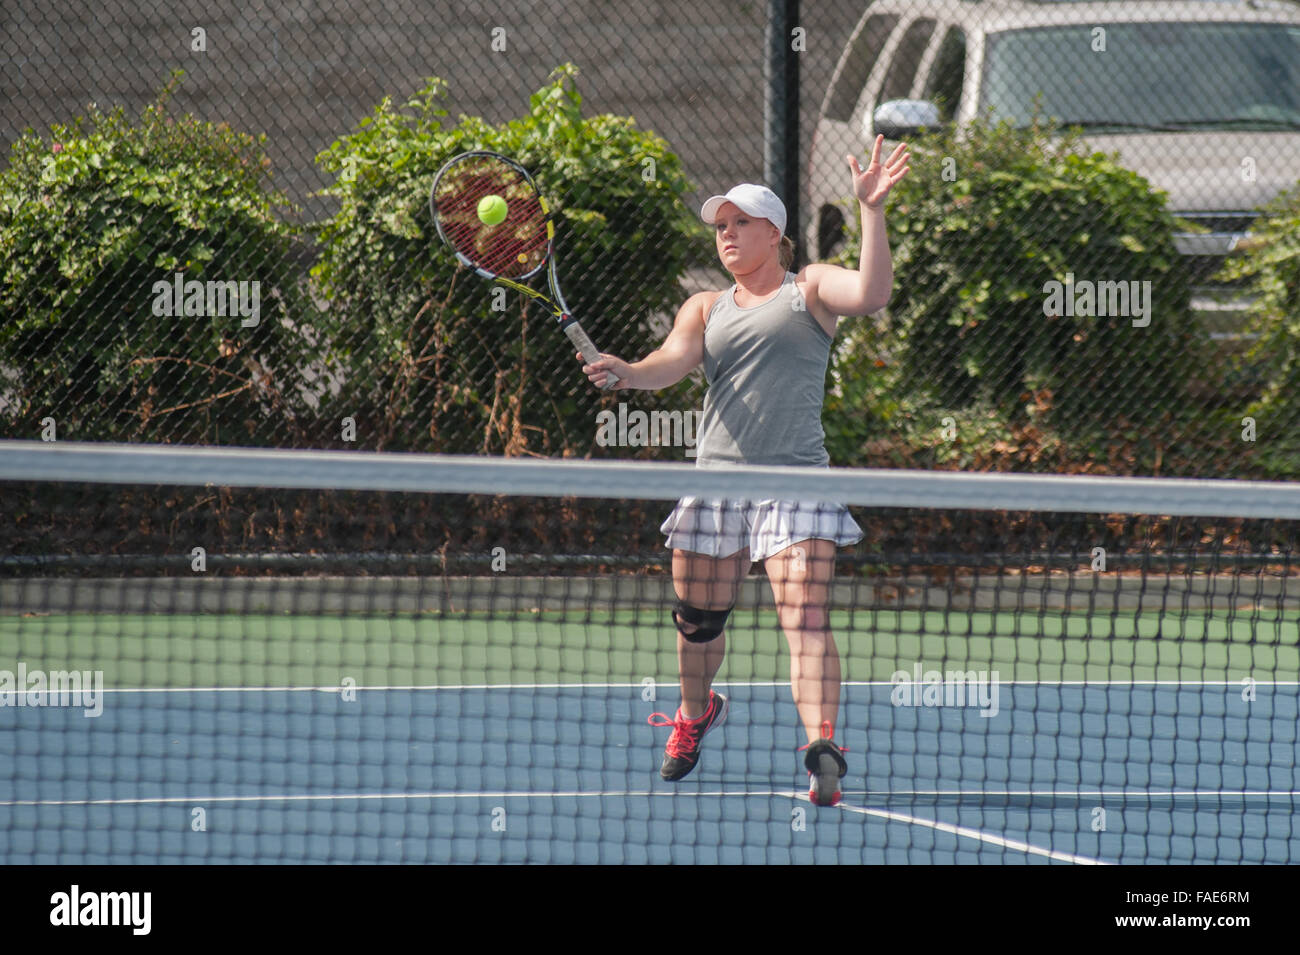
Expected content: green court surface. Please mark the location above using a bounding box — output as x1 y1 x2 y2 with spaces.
3 607 1296 688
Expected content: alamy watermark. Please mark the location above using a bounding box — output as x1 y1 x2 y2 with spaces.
0 662 104 717
1042 273 1151 328
151 271 260 327
49 885 150 935
595 403 700 457
890 663 1000 718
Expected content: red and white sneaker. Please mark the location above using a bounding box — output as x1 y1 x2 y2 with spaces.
648 691 729 781
800 721 848 806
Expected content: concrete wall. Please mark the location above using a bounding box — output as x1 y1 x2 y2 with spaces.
2 0 865 226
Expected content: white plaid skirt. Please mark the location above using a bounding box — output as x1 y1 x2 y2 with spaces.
660 497 863 562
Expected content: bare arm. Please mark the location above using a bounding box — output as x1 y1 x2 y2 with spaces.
802 135 910 319
580 291 714 390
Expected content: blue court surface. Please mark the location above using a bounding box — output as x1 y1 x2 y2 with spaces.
2 681 1297 864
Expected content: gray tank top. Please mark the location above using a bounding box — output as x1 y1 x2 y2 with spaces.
694 272 833 467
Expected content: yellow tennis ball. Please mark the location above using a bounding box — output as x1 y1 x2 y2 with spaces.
477 194 508 226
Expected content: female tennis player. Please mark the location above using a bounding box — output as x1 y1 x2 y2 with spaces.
581 135 909 806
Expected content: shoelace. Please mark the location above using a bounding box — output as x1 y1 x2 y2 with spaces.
797 720 849 754
648 707 707 758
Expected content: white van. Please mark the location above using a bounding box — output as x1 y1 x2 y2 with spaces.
807 0 1300 335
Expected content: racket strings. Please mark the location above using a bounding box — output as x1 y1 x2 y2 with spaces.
433 156 550 279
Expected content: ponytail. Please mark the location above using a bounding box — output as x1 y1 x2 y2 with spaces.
779 235 795 271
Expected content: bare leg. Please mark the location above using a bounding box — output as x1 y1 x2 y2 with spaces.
765 538 840 743
671 547 750 718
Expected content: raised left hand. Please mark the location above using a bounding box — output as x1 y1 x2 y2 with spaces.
847 134 910 209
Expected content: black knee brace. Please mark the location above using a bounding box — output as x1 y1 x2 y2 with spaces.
672 601 733 644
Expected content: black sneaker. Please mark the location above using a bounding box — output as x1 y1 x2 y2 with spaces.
648 691 729 781
801 721 848 806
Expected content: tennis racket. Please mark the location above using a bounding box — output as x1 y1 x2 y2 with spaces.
429 150 619 389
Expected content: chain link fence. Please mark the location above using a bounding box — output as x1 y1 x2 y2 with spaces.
3 0 1299 477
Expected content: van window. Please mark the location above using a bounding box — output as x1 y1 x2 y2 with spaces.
880 18 937 104
924 27 967 122
983 23 1300 128
825 14 900 123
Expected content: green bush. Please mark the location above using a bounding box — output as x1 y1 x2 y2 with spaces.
1215 183 1300 477
828 116 1201 464
0 72 312 444
312 64 699 455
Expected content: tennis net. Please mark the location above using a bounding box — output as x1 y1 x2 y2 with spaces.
2 441 1298 864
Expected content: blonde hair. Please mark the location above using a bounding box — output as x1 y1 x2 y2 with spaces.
779 235 795 271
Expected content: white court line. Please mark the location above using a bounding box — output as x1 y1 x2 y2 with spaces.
830 799 1111 865
860 789 1300 799
87 678 1300 694
0 789 798 808
4 787 1295 810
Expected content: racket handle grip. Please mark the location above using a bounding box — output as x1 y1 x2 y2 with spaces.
564 321 620 390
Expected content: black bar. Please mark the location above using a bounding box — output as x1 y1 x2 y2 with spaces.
765 0 801 265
